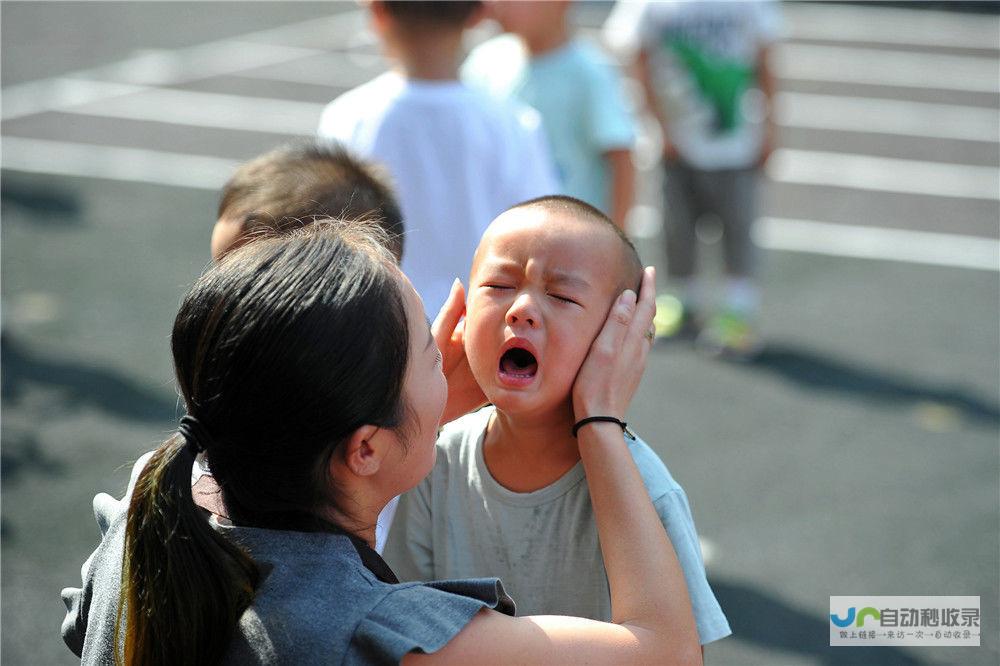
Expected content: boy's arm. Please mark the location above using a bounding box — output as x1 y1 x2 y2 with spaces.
604 148 635 231
756 44 777 168
585 53 636 230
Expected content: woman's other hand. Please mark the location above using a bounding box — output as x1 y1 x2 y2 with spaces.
572 267 656 421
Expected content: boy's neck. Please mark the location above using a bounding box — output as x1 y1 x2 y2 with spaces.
392 31 464 81
483 403 581 493
521 25 571 58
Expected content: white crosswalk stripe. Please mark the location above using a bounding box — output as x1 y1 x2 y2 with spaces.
784 3 1000 50
767 149 1000 201
32 82 997 154
754 218 999 273
1 43 325 121
1 136 239 190
238 51 384 87
0 9 368 121
773 43 1000 94
1 79 149 121
774 92 999 143
67 87 323 135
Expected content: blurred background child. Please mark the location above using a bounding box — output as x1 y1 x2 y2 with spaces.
463 0 636 230
609 0 782 359
211 142 403 262
319 0 559 316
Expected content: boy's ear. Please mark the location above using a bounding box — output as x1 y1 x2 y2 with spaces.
210 215 246 262
338 424 387 477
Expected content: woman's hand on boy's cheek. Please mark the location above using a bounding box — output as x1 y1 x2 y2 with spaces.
572 267 656 420
432 279 469 376
441 351 486 424
433 279 487 424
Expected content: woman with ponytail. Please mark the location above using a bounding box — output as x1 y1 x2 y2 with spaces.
62 221 701 665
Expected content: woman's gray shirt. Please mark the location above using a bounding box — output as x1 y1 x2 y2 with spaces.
61 453 514 665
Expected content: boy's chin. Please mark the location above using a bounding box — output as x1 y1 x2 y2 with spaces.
487 389 569 418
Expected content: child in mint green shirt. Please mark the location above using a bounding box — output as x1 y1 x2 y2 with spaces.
463 3 635 228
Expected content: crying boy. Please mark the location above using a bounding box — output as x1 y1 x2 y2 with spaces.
383 195 731 646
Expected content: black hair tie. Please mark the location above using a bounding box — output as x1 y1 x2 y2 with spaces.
178 414 211 455
572 416 637 441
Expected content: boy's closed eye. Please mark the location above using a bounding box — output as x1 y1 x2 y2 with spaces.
548 293 580 306
482 283 582 307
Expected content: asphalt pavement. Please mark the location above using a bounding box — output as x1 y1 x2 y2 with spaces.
2 2 998 665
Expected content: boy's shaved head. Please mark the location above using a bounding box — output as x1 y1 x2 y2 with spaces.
492 195 643 293
466 195 644 418
214 141 403 261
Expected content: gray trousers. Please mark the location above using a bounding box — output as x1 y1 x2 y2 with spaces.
663 161 759 278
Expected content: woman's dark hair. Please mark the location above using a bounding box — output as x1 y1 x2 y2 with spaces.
116 221 411 664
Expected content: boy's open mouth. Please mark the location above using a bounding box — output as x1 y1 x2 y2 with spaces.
498 347 538 384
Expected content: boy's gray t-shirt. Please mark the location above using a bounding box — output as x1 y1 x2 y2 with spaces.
384 406 732 645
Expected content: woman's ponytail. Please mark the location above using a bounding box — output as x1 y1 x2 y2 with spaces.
115 434 258 665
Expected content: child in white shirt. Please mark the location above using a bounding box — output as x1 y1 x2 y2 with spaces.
318 1 559 316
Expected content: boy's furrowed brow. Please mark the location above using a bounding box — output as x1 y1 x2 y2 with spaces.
477 260 520 275
477 261 591 290
546 270 591 290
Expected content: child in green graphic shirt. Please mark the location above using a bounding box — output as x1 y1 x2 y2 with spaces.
608 0 783 359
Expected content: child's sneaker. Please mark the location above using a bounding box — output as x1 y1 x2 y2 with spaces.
697 310 763 360
654 294 701 341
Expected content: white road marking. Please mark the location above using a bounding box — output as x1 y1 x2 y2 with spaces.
237 51 384 87
0 9 366 121
754 217 1000 272
631 205 998 271
767 149 1000 201
90 41 321 89
15 83 1000 200
33 81 998 169
4 135 996 273
1 43 323 121
775 92 1000 143
784 3 1000 51
1 80 149 121
773 43 1000 94
237 10 368 49
67 87 323 136
1 137 238 190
